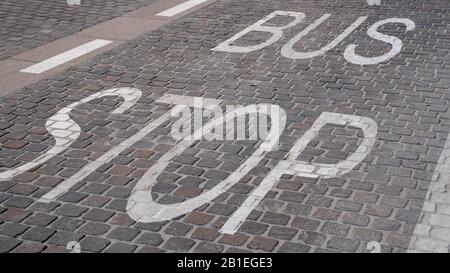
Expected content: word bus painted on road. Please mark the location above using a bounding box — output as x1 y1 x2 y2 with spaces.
213 11 415 65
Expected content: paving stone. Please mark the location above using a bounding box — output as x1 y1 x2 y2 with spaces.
78 222 110 236
327 237 360 252
218 233 249 247
104 242 137 253
47 230 83 247
82 208 115 222
0 236 20 253
21 227 55 243
268 226 298 240
278 242 311 253
335 200 363 212
291 217 320 231
107 227 140 241
184 212 214 225
284 204 312 216
305 195 333 208
174 186 202 198
0 193 10 203
81 236 110 253
321 222 350 237
138 246 165 253
239 221 269 235
352 228 383 242
279 191 307 203
387 232 411 249
50 217 85 232
0 208 31 222
298 231 327 246
134 221 166 232
11 241 45 253
261 212 290 225
193 241 224 253
207 203 236 216
81 195 111 208
163 237 196 252
395 209 421 223
58 191 89 203
179 166 204 176
42 246 70 253
136 232 163 246
8 184 38 196
192 227 220 241
174 155 198 165
372 219 402 231
365 205 393 218
342 213 370 227
56 204 88 218
0 222 28 237
164 222 193 236
312 208 341 221
197 159 221 168
247 236 278 252
108 213 135 226
225 247 252 253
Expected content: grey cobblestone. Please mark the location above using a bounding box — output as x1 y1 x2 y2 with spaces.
105 242 137 253
278 242 310 253
163 237 196 252
21 227 55 243
0 236 20 253
248 236 278 252
327 237 360 252
193 241 224 253
78 222 110 236
0 222 29 237
0 0 157 60
47 230 83 246
81 236 110 253
107 227 140 242
11 241 45 253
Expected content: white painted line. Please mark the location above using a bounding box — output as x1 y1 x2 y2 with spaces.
408 129 450 253
156 0 209 17
366 0 381 6
20 39 112 74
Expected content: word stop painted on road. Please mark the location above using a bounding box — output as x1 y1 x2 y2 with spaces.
0 87 378 235
213 10 415 65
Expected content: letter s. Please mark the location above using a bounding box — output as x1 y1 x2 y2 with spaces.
344 18 415 65
0 88 141 182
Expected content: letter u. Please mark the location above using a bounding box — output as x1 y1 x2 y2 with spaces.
281 14 367 59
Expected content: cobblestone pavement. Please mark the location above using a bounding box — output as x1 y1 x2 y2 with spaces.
0 0 155 61
1 0 450 253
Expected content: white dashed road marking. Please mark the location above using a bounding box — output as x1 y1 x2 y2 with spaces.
20 39 112 74
366 0 381 6
157 0 210 17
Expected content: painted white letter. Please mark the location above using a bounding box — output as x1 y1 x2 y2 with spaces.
221 112 378 234
281 15 367 59
344 18 415 65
